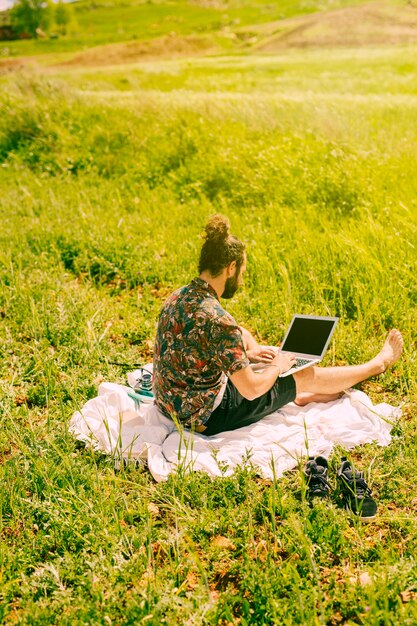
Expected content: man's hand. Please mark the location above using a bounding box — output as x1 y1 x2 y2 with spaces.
239 326 296 373
246 346 278 364
270 351 297 375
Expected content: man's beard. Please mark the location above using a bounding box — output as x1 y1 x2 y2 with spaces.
222 274 239 299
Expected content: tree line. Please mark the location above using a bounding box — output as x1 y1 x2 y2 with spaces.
2 0 73 39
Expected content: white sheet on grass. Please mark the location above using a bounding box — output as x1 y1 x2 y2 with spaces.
69 382 401 482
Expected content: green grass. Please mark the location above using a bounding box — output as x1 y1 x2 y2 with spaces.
0 0 405 57
1 7 417 624
47 45 417 97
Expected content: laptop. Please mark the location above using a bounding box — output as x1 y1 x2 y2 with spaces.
278 314 339 377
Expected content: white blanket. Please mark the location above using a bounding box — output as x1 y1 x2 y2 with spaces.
69 383 400 482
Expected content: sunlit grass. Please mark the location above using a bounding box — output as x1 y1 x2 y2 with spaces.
44 44 417 96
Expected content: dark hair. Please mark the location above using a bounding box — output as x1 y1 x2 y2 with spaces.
198 214 245 277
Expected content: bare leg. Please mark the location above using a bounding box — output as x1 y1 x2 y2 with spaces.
294 329 403 396
294 391 343 406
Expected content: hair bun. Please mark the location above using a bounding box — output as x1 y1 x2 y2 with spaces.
204 214 230 243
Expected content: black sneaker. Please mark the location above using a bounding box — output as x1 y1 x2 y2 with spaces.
304 456 331 500
337 457 377 521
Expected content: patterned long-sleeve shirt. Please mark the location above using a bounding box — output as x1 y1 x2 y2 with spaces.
153 277 249 429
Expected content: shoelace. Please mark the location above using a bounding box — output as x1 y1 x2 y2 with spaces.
342 473 372 497
308 473 330 491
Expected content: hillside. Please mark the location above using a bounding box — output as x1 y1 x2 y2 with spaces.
0 0 413 68
255 3 417 50
57 1 417 68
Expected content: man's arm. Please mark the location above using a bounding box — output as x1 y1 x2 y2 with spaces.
239 326 259 351
229 351 296 401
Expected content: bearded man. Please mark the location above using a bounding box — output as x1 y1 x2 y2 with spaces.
153 215 403 436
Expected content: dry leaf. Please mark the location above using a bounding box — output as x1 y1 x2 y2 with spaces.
209 589 220 602
211 536 236 551
329 610 343 625
14 394 28 406
349 571 373 587
138 568 154 586
253 539 268 562
400 590 417 603
185 571 199 590
147 502 160 516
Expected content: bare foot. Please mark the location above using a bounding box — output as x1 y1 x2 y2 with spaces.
375 329 403 373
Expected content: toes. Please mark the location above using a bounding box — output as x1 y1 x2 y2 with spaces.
388 329 403 350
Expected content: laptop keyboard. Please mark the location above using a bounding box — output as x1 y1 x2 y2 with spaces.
295 358 311 367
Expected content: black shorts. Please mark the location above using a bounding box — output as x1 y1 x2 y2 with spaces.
202 375 297 436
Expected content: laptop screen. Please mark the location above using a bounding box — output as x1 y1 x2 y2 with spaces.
281 316 338 358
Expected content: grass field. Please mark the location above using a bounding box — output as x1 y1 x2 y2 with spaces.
1 0 417 624
1 0 390 57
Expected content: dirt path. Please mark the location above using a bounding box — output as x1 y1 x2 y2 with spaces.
56 34 217 68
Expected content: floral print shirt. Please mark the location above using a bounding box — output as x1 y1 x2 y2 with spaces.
153 277 249 428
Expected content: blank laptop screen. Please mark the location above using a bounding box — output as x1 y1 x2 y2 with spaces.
282 317 337 357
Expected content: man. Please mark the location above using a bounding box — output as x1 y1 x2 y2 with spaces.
153 214 403 436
